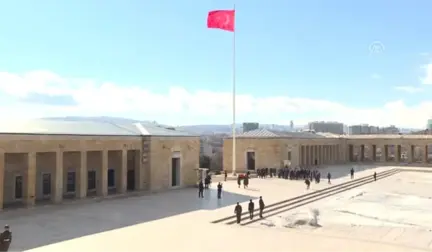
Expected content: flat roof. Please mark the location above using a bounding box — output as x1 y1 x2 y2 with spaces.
225 129 432 140
0 119 197 137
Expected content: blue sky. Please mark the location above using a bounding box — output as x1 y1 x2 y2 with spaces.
0 0 431 127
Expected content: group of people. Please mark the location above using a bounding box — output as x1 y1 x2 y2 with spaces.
256 168 277 178
198 175 222 199
236 171 250 188
234 196 265 224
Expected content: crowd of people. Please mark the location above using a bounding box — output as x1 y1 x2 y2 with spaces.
197 166 379 225
258 166 332 185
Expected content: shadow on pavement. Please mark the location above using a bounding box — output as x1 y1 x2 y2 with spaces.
1 187 256 251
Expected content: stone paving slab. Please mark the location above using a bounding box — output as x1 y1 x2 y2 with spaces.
28 220 427 252
249 169 432 251
0 165 428 251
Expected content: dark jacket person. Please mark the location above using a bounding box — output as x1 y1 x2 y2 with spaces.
248 199 255 220
234 202 243 224
0 225 12 252
259 196 265 218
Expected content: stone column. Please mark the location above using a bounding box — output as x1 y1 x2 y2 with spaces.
396 145 401 162
339 144 346 163
360 145 365 162
407 145 414 163
301 146 306 165
423 145 428 163
323 145 326 164
309 145 313 166
334 145 339 163
348 145 353 162
135 150 144 190
97 150 108 197
52 150 64 203
371 145 376 161
26 152 36 207
119 149 128 194
311 145 315 166
333 145 337 164
0 152 4 210
323 145 328 165
77 151 87 198
313 146 318 165
317 145 322 165
333 145 337 163
381 145 388 162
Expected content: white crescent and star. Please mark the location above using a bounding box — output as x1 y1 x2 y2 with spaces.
223 14 231 26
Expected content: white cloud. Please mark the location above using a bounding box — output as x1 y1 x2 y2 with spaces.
394 86 423 94
371 73 381 79
421 63 432 84
0 70 431 128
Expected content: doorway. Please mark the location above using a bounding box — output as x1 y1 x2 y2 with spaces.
42 173 51 196
171 157 180 187
14 175 23 199
108 169 115 188
246 151 256 171
127 170 135 191
66 171 76 193
87 171 96 191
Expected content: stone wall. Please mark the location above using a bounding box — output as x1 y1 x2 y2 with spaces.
149 136 200 191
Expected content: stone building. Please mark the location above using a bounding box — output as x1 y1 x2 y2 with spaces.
0 119 200 210
223 129 432 173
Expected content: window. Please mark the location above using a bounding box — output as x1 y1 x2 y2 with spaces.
287 151 292 161
67 171 76 193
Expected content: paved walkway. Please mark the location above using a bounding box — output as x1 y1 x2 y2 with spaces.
0 164 429 251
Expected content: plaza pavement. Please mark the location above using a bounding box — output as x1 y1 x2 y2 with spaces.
0 164 429 251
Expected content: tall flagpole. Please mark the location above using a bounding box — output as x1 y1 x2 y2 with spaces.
232 4 237 176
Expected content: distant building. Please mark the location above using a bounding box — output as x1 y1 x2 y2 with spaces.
428 119 432 130
349 124 400 135
379 125 399 134
243 122 259 133
369 126 379 134
308 121 344 135
290 120 294 130
349 125 364 135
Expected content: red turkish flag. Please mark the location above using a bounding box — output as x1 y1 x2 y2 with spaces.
207 10 235 32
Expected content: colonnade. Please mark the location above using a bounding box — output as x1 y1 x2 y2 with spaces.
348 144 430 163
299 145 341 166
0 148 144 210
